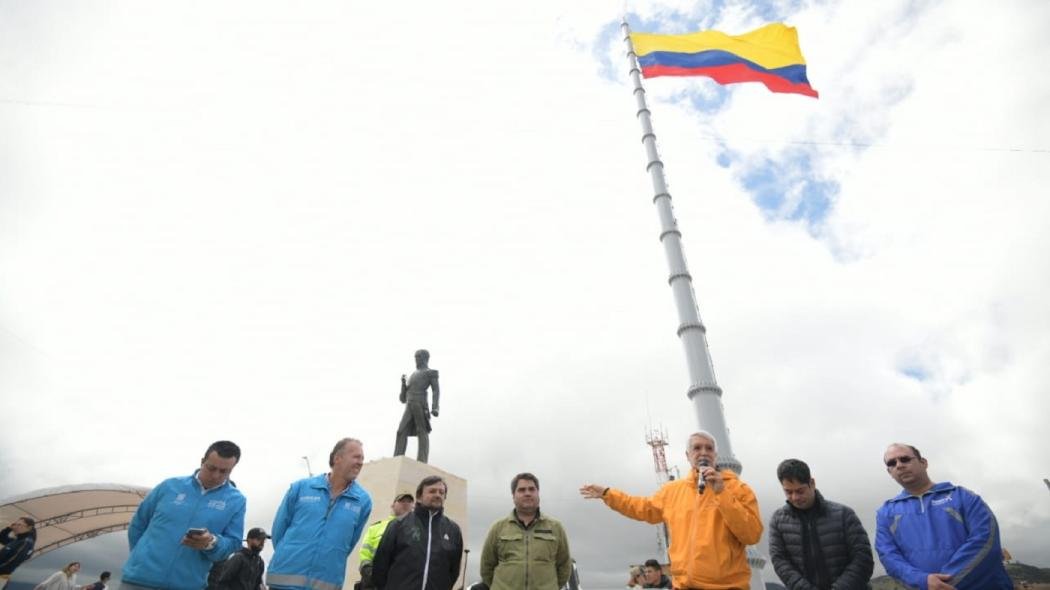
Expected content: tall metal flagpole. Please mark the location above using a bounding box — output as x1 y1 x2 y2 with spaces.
620 20 741 475
622 19 768 590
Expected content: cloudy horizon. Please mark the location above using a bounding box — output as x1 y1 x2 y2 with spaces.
3 0 1048 588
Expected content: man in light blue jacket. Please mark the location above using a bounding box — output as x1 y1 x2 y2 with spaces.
121 440 246 590
268 437 373 590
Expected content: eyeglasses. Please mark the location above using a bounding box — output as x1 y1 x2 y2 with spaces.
885 456 915 468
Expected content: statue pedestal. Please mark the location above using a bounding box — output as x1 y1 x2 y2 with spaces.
342 456 469 590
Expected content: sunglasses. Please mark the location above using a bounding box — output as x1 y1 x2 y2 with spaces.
885 456 916 468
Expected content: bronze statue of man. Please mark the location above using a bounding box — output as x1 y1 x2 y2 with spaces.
393 349 440 463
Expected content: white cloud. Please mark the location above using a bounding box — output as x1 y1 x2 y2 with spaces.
2 0 1047 587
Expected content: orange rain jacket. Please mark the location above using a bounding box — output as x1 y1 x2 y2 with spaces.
603 468 763 590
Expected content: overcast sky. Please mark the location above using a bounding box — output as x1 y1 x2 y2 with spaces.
2 0 1048 588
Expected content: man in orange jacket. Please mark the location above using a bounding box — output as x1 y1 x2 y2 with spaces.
580 431 763 590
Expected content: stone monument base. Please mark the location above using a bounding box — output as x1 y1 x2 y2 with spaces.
342 456 468 590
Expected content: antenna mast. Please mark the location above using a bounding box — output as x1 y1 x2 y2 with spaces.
646 426 672 562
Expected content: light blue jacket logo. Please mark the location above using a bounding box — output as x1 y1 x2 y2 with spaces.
208 500 227 511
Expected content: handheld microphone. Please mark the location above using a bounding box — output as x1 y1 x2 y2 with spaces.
697 458 710 494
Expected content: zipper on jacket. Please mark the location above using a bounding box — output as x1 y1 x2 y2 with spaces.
525 523 530 590
421 511 434 590
686 485 701 584
312 479 342 583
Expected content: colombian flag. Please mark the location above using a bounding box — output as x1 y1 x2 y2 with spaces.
630 23 818 98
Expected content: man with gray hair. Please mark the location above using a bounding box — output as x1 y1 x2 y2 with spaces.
268 438 373 590
580 431 762 590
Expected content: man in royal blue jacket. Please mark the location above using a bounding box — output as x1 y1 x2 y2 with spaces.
121 440 247 590
875 443 1012 590
267 437 373 590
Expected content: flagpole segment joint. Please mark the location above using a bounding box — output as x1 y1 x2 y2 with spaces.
676 322 707 336
668 271 693 285
687 384 723 399
645 160 663 172
658 228 681 240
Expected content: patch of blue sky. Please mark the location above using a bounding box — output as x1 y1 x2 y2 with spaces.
898 364 930 382
716 150 734 168
740 150 838 228
591 2 842 228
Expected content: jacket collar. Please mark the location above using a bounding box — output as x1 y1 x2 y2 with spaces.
309 473 358 497
687 466 739 483
889 480 955 502
506 508 544 528
414 502 444 519
190 470 234 493
786 489 825 515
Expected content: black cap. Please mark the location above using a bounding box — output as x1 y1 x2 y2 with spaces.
247 527 271 540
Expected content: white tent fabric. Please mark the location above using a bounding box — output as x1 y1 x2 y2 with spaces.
0 483 151 560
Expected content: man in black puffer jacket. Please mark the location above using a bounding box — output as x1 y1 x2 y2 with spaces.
768 459 873 590
372 475 464 590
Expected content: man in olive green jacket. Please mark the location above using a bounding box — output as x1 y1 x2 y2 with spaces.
480 473 572 590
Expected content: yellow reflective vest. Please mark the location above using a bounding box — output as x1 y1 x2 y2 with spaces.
359 515 396 565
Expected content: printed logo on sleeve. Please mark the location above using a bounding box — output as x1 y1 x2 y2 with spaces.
300 495 322 503
174 493 187 505
207 500 227 511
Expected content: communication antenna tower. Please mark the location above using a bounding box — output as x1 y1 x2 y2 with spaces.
646 427 672 484
646 426 672 562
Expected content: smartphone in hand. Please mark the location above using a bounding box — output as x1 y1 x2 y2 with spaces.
186 527 208 537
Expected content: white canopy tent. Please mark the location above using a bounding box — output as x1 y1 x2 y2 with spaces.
0 483 151 560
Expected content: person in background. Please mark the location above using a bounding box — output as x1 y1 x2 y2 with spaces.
82 571 111 590
0 517 36 589
641 559 672 588
626 565 645 588
357 491 416 590
213 527 269 590
33 562 79 590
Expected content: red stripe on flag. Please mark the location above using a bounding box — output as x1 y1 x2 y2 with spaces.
641 63 819 98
